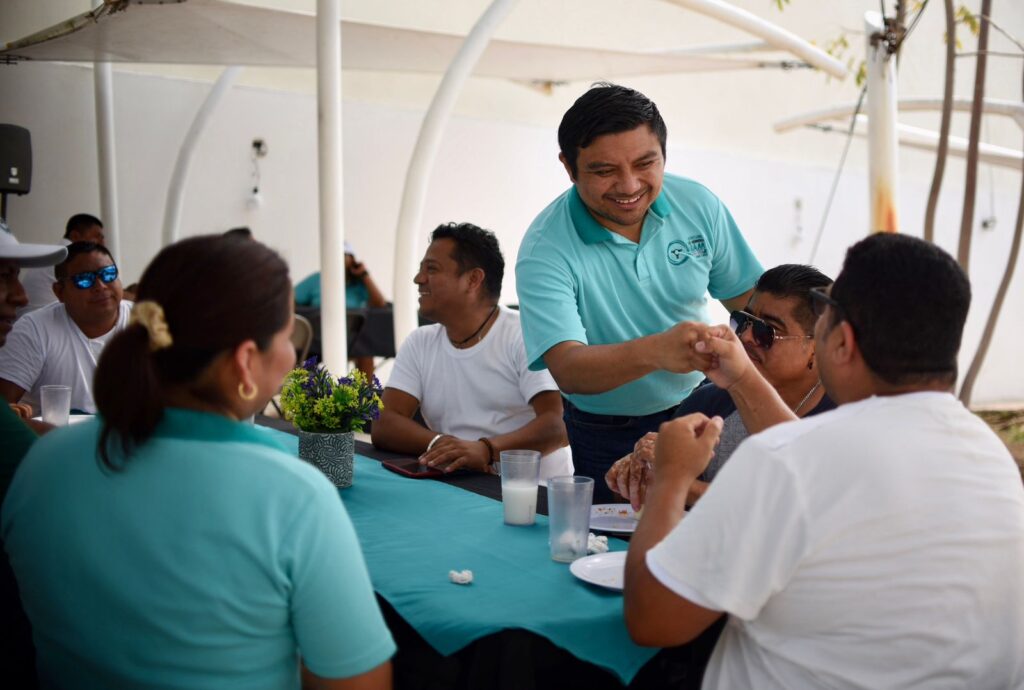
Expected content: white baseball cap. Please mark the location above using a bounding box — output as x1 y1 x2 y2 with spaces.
0 230 68 267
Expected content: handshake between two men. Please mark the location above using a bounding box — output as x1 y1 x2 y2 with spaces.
605 320 809 511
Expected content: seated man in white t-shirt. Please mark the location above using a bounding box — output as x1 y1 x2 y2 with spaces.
624 234 1024 689
372 222 571 481
0 241 132 415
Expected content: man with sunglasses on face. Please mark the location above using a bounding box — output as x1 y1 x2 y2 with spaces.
624 234 1024 689
606 264 835 509
0 242 131 415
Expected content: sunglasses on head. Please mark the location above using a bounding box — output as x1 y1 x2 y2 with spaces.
730 310 812 350
68 265 118 290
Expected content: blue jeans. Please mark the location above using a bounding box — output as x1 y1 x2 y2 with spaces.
563 399 678 504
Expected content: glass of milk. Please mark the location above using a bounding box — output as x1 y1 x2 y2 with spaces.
500 450 541 526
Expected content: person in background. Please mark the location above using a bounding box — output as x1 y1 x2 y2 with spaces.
0 241 132 415
515 83 762 502
19 213 106 315
606 264 834 509
0 230 67 688
372 223 571 481
295 241 387 378
223 226 253 240
624 234 1024 688
3 234 394 690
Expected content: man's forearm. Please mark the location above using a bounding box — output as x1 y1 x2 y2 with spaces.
0 379 27 406
727 369 797 435
370 411 437 454
545 337 662 395
488 412 567 457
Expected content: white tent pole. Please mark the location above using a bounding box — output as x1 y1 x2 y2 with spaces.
160 66 242 247
829 116 1022 170
774 98 1024 133
865 11 899 233
661 0 848 79
93 63 120 260
317 0 347 372
392 0 519 349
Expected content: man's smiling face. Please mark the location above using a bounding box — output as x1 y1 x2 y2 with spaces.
562 124 665 239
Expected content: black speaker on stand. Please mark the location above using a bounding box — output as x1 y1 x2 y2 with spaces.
0 124 32 227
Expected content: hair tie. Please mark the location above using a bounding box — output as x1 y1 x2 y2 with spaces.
129 301 174 352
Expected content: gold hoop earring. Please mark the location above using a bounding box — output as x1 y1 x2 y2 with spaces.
238 382 258 401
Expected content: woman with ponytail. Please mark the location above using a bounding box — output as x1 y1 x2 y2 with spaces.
2 235 394 690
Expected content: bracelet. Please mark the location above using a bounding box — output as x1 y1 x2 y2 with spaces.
426 433 444 452
478 437 497 466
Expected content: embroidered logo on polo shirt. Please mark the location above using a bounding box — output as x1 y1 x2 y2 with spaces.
667 240 688 265
667 236 708 265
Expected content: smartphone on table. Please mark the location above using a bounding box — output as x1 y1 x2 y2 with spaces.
382 458 445 479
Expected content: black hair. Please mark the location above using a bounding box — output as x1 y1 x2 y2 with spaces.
557 82 667 178
223 226 253 240
755 264 833 334
94 235 292 469
429 222 504 300
64 213 103 240
55 241 115 280
829 233 970 386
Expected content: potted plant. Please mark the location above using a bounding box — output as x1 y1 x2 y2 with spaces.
279 357 383 488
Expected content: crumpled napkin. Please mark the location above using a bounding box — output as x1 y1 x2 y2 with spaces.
587 533 609 555
448 569 474 585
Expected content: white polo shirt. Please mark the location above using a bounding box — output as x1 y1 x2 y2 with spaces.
0 300 133 413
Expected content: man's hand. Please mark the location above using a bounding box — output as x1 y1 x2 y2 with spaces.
419 436 491 473
652 322 715 374
9 402 33 419
693 325 756 391
651 414 724 486
605 432 657 510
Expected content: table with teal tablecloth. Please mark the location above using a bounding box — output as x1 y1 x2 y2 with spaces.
260 426 653 683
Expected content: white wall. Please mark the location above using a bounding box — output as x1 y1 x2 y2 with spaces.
0 0 1021 404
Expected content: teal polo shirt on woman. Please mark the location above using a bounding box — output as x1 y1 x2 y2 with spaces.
516 173 762 416
2 409 395 689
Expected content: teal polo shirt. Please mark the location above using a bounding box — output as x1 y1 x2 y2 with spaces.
516 173 762 416
294 272 370 309
2 410 395 689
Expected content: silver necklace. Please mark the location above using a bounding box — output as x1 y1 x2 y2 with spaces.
793 380 822 415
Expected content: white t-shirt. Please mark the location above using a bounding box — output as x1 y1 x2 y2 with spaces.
0 300 133 413
647 392 1024 690
386 306 572 481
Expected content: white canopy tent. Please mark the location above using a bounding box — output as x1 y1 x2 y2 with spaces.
2 0 848 368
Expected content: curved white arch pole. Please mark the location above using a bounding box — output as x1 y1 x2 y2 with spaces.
774 98 1024 133
661 0 848 79
161 66 243 247
792 114 1023 170
391 0 519 348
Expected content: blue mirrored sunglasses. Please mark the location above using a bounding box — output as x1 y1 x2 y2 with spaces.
69 264 118 290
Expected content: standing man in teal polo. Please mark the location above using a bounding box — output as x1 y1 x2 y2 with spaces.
516 83 762 502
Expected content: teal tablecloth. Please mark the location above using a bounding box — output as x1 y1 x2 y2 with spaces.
261 427 657 684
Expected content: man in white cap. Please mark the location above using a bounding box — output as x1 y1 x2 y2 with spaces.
0 231 66 486
0 228 68 690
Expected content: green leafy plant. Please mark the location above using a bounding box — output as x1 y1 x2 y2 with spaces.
280 357 383 433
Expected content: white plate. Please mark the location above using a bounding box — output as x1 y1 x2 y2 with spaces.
570 551 626 592
590 503 638 534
